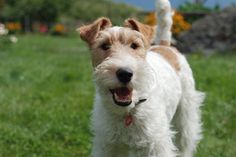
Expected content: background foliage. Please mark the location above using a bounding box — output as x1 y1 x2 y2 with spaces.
0 0 139 25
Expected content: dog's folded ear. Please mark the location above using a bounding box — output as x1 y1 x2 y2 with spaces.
78 17 112 45
124 18 156 45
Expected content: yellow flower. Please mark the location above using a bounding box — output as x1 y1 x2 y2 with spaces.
54 24 66 33
5 22 22 31
144 12 157 26
144 11 191 36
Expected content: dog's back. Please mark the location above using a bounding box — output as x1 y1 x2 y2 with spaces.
147 43 204 157
148 1 205 156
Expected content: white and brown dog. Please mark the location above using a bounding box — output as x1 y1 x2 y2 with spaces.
78 0 204 156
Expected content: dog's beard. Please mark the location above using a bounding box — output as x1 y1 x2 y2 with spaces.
94 57 156 114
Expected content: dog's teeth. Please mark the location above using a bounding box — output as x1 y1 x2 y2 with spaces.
114 93 119 101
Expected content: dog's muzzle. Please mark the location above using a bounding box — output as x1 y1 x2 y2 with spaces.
110 87 132 107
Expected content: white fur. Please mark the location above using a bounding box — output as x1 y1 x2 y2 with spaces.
155 0 173 45
91 48 204 157
89 1 202 155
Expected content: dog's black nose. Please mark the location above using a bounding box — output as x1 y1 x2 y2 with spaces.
116 68 133 84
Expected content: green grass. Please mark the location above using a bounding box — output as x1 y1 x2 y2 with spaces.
190 54 236 157
0 35 93 157
0 35 235 157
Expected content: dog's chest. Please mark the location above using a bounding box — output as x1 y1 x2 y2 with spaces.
106 115 154 147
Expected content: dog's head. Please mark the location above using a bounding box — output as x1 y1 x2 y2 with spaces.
78 18 156 114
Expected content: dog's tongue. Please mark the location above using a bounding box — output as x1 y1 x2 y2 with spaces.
114 87 131 100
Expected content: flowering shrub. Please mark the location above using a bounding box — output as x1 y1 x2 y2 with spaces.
144 12 157 26
32 23 49 33
0 24 8 36
144 11 191 36
32 23 66 35
5 22 22 34
0 23 18 50
51 24 67 35
39 24 48 33
172 12 191 36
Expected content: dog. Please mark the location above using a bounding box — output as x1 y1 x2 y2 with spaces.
78 0 204 156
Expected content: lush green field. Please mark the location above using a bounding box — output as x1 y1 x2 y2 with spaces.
0 35 235 157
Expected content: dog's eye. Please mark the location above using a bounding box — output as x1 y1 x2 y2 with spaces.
130 43 139 50
100 43 111 51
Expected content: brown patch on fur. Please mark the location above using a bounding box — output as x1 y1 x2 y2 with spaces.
78 17 112 45
91 47 112 67
150 46 180 72
90 27 148 67
78 18 151 68
159 40 170 46
124 18 155 45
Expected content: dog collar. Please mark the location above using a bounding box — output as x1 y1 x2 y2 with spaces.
135 98 147 106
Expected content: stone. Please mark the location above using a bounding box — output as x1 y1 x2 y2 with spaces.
177 7 236 53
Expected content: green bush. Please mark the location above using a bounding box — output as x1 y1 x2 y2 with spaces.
68 0 139 24
0 0 139 25
179 2 212 13
178 2 220 23
2 0 61 22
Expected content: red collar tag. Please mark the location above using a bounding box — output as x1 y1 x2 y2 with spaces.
124 114 133 127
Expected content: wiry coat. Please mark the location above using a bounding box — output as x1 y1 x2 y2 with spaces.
78 1 204 156
91 44 204 157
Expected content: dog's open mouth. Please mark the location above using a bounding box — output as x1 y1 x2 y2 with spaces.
110 87 132 107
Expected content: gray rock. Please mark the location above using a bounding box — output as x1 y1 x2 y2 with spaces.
177 7 236 53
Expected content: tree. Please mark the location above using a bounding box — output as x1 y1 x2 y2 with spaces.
0 0 4 9
1 0 64 22
1 0 64 31
194 0 207 4
0 0 4 18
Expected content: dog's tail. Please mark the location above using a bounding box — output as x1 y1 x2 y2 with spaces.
155 0 173 46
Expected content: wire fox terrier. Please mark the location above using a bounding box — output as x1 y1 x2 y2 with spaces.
78 0 204 156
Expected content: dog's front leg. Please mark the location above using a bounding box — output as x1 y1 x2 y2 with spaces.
155 138 177 157
92 137 129 157
153 127 177 157
129 147 152 157
130 139 176 157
